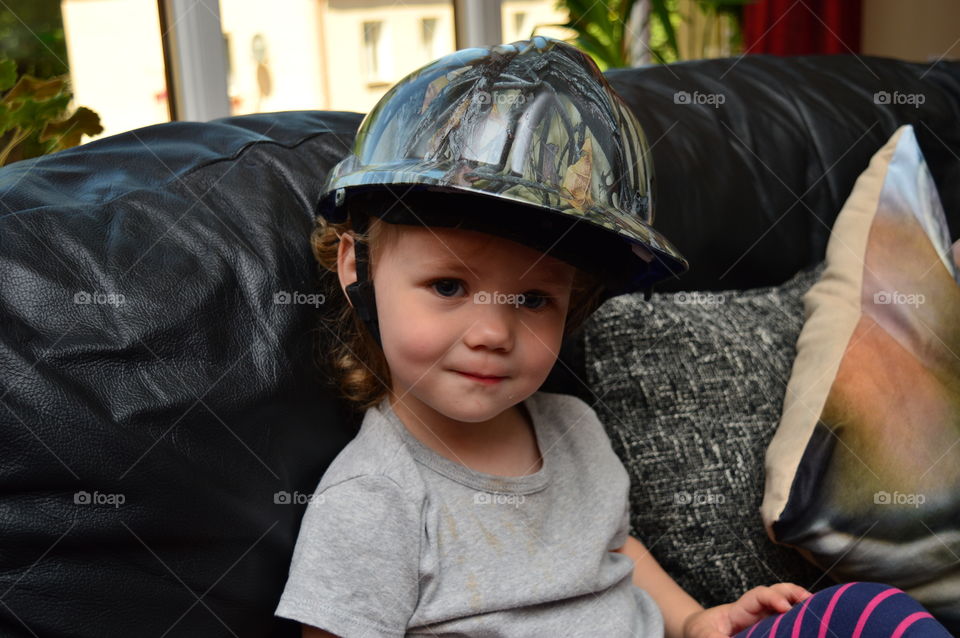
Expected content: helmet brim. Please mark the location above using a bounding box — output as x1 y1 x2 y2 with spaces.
319 181 689 294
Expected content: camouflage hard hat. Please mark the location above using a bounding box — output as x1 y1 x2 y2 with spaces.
318 35 688 294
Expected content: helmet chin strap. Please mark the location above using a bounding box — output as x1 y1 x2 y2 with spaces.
344 210 384 350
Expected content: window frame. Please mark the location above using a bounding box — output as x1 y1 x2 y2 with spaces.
157 0 504 122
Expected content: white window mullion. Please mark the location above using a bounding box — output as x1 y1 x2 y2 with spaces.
161 0 231 121
453 0 503 49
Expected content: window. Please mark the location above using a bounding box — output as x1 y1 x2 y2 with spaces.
60 0 169 140
325 4 454 112
363 20 384 81
513 11 526 40
219 0 327 116
421 17 439 61
501 1 569 44
3 1 503 142
220 1 456 115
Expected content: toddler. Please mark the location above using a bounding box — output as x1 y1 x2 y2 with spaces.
275 37 953 638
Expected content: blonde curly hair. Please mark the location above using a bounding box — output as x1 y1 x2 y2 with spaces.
311 213 605 414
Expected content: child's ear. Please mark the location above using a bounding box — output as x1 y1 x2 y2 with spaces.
337 231 358 307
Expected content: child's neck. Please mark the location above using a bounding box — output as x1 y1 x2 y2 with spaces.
388 392 543 477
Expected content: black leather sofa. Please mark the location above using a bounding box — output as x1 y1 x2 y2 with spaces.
0 53 958 636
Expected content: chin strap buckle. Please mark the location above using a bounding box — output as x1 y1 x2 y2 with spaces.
346 211 383 349
345 277 382 348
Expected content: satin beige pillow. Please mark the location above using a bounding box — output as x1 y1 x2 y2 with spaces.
762 124 960 624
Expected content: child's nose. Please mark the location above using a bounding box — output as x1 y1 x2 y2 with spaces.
461 300 515 351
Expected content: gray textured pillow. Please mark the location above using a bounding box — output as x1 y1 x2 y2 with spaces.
583 264 829 605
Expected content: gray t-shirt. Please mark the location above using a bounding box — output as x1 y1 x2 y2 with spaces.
275 390 665 637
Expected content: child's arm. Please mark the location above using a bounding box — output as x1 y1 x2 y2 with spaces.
613 535 812 638
611 535 704 638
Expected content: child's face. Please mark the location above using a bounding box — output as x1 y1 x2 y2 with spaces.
340 222 575 424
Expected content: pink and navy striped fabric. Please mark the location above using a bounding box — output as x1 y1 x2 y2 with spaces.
733 582 953 638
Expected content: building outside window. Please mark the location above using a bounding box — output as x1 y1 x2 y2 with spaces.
8 0 951 146
421 17 439 62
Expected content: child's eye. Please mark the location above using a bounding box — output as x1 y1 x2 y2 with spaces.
521 291 552 310
427 280 554 310
430 278 465 298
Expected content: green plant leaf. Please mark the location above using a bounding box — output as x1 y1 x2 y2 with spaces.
6 94 71 141
2 74 66 105
0 60 17 93
616 0 638 62
554 0 746 65
586 23 624 68
536 21 615 68
40 106 103 149
0 61 102 166
0 103 11 136
649 0 679 60
697 0 756 19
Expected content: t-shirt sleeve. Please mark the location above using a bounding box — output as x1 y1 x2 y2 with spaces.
611 489 631 550
274 475 422 637
568 393 632 550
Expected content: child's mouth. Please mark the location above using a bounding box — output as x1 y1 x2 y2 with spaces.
454 370 506 385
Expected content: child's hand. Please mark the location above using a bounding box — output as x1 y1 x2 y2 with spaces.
682 583 812 638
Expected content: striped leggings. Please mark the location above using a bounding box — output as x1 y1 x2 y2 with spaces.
732 582 954 638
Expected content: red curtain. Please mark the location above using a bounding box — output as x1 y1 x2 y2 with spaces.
742 0 862 55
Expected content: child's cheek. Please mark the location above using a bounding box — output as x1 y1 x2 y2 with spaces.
402 325 448 366
382 309 449 370
527 337 564 380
